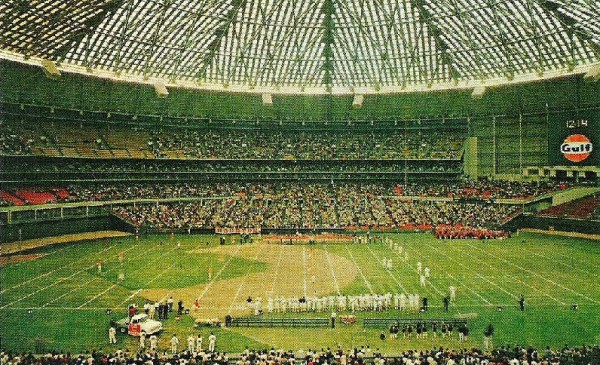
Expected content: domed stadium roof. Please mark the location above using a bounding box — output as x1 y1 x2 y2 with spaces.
1 0 599 94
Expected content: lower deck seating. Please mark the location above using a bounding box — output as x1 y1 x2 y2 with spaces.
14 189 57 205
0 190 25 206
539 193 600 220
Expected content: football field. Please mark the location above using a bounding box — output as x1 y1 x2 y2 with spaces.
1 232 599 354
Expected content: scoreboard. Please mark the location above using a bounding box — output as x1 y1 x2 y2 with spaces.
548 109 599 166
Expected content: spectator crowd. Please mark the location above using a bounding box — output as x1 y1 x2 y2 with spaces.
1 343 598 365
1 120 464 161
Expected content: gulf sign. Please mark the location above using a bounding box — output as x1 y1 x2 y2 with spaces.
561 134 593 163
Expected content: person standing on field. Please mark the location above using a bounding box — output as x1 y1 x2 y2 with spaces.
170 334 179 354
139 332 146 350
108 326 117 344
187 334 195 353
150 334 158 351
208 332 216 352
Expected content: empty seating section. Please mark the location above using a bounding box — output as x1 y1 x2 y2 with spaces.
539 193 600 220
100 126 150 157
0 120 465 161
14 189 58 205
0 191 25 206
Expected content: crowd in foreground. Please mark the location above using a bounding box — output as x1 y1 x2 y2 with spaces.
1 343 598 365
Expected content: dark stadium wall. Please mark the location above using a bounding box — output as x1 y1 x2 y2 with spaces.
506 215 600 236
2 60 599 121
0 216 129 243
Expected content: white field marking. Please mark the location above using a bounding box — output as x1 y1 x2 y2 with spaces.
42 277 103 308
364 244 407 293
228 245 263 312
442 243 562 305
48 241 161 308
504 273 567 305
323 245 341 295
518 246 599 279
302 246 308 297
344 245 374 294
445 273 494 306
388 243 446 298
78 284 119 309
1 244 138 309
196 244 243 301
1 244 116 294
466 243 600 305
78 241 181 309
114 242 192 308
269 244 285 294
424 243 509 303
0 245 68 271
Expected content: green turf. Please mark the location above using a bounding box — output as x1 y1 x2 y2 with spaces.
1 232 598 354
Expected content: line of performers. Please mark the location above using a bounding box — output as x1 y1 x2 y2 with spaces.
245 293 432 314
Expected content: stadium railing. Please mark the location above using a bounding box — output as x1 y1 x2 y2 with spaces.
228 317 330 328
363 318 467 328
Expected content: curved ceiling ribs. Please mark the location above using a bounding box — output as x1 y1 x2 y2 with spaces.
0 0 598 92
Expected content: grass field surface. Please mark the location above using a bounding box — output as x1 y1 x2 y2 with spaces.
1 232 599 354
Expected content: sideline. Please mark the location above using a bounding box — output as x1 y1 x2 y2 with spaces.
2 231 132 255
519 229 600 241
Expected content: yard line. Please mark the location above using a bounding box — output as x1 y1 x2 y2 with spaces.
1 244 138 309
0 246 68 271
78 241 179 309
228 245 263 312
344 245 374 294
78 284 119 309
423 243 505 304
196 245 243 302
364 244 407 293
302 246 308 297
518 246 599 279
323 245 341 295
445 272 493 306
117 240 209 308
0 244 116 294
443 243 563 305
388 243 446 298
114 242 194 308
46 241 161 308
466 243 600 305
269 244 285 293
42 277 103 308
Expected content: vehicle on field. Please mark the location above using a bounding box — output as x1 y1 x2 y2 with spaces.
111 314 162 336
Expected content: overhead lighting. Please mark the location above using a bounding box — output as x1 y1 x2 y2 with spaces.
583 65 600 82
40 59 61 79
471 86 486 99
154 82 169 98
352 94 364 109
262 93 273 106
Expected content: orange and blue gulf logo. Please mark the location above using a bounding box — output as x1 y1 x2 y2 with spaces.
561 134 593 162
